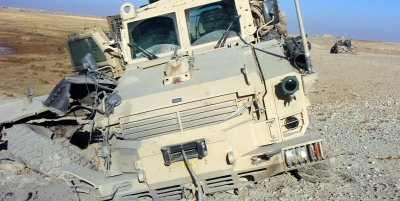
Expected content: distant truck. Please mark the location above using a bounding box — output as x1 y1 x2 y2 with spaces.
1 0 333 200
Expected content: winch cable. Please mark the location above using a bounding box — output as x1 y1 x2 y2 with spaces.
181 150 206 201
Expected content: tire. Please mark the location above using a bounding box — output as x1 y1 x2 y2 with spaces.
293 159 335 183
7 124 93 178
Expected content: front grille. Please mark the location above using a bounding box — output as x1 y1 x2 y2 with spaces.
120 94 237 139
121 113 181 139
180 101 236 129
156 185 182 200
205 175 234 190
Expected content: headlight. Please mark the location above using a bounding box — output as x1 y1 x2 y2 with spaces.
307 142 322 161
284 149 295 167
285 143 323 168
298 146 309 164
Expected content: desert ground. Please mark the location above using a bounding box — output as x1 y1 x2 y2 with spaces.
0 7 108 98
1 7 400 201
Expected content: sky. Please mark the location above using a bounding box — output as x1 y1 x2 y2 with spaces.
1 0 399 43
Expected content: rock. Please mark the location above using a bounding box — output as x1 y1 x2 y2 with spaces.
16 189 30 201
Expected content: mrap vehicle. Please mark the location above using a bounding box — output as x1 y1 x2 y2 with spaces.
1 0 333 200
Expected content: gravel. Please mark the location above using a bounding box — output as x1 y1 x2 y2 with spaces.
207 40 400 200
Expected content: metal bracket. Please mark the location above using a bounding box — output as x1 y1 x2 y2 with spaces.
161 139 207 166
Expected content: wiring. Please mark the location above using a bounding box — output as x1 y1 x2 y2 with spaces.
256 15 274 43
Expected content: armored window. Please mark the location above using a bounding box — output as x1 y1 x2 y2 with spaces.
185 0 240 46
67 37 106 67
128 13 180 59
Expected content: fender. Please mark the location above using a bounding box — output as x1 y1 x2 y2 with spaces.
0 95 48 125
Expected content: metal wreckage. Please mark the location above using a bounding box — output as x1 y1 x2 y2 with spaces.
330 39 357 55
0 0 334 200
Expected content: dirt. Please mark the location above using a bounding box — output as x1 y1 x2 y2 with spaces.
1 8 400 201
0 8 108 96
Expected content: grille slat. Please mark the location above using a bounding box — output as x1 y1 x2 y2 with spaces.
120 95 237 139
122 118 180 134
159 194 182 199
207 182 234 189
122 125 181 138
207 180 234 188
205 175 234 190
180 106 236 123
156 186 182 199
181 114 230 129
158 191 182 197
180 101 237 117
121 113 177 129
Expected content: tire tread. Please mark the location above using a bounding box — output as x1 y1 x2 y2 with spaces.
8 125 93 178
294 159 335 183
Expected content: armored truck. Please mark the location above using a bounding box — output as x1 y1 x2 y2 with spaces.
330 39 357 55
1 0 333 200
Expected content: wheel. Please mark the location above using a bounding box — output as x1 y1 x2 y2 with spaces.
7 124 94 178
293 159 335 183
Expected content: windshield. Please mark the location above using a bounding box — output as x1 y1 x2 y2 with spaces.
185 0 240 46
68 37 106 67
128 13 180 59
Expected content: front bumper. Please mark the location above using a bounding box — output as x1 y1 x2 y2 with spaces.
115 132 326 200
242 131 325 171
61 132 327 200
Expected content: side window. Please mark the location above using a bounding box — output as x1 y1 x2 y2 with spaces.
68 37 106 67
185 0 240 46
128 13 180 59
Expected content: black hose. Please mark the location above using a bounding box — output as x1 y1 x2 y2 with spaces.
182 150 205 201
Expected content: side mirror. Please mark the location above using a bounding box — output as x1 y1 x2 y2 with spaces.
262 0 280 25
81 53 98 71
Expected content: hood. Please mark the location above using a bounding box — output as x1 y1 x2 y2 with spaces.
96 44 264 127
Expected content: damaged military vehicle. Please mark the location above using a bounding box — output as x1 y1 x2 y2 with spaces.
0 0 334 200
330 39 357 55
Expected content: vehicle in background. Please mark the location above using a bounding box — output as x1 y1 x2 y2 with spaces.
330 39 357 55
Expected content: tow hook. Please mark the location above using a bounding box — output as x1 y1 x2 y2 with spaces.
251 148 282 165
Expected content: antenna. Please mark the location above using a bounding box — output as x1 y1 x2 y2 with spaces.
294 0 314 74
